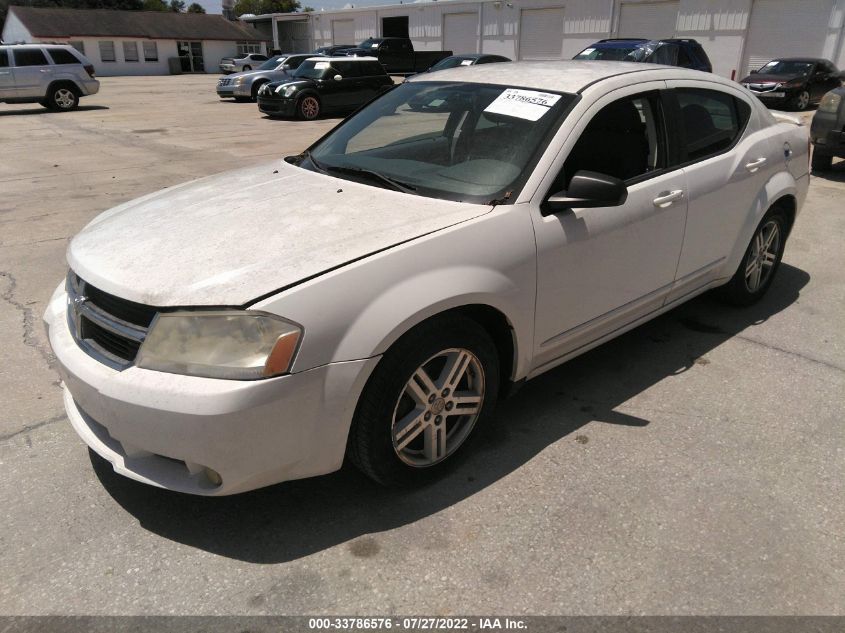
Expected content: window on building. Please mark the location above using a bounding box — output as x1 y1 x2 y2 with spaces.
47 47 81 64
99 41 116 62
123 41 139 62
13 48 49 66
237 42 261 56
69 41 85 54
143 41 158 62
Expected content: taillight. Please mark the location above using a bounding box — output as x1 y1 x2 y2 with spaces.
84 64 95 78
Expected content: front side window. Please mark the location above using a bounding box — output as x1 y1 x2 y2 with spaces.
13 48 49 66
143 41 158 62
650 44 678 66
675 88 750 161
559 92 665 189
306 81 575 203
293 59 335 79
99 41 116 62
123 41 139 62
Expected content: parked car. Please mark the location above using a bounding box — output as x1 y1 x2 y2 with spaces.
0 43 99 111
257 56 393 120
419 54 511 74
45 61 809 495
315 45 356 56
809 86 845 170
216 53 314 102
739 58 841 111
573 38 712 72
342 37 453 74
219 53 269 74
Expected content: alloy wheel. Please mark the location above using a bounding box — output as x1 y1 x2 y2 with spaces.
744 220 780 293
54 88 76 109
300 96 319 119
796 91 810 110
391 348 485 467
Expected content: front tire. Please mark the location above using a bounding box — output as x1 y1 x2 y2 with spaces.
297 95 320 120
348 315 500 486
46 85 79 111
242 65 252 71
719 209 788 306
250 81 266 101
791 90 810 111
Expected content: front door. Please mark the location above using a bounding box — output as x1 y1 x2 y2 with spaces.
530 85 688 372
177 41 205 73
10 47 51 97
0 49 16 99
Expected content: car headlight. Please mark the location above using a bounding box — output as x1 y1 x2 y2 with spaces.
277 84 297 97
136 311 301 380
819 92 842 113
233 77 247 85
774 83 783 89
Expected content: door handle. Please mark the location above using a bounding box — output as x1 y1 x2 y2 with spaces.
39 69 52 73
744 157 767 172
653 190 684 207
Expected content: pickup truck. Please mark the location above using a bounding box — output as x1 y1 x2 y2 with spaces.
342 37 452 74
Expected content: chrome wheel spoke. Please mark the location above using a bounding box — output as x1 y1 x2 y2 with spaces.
438 350 472 391
394 407 428 451
745 258 758 277
762 250 776 267
407 367 438 406
423 423 447 462
450 393 481 416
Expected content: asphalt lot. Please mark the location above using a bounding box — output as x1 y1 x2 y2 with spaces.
1 74 843 615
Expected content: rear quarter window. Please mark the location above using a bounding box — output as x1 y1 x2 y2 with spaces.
676 88 751 161
47 48 81 64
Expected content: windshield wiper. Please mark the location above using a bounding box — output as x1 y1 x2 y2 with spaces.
323 165 417 194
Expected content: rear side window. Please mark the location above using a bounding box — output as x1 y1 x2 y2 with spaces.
0 50 8 67
677 46 695 68
47 48 80 64
651 44 678 66
363 61 385 76
675 88 751 161
286 55 306 69
13 48 49 66
334 61 361 77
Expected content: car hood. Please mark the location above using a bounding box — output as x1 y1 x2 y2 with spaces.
264 78 315 92
229 68 290 81
67 161 492 307
741 73 806 84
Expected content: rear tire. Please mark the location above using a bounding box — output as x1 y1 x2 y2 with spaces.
718 208 788 306
46 84 79 111
242 65 252 71
347 315 500 486
812 151 833 172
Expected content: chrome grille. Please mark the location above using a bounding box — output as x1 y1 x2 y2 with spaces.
217 78 232 86
66 272 155 369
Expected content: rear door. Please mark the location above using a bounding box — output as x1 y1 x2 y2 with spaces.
10 47 51 98
0 49 16 99
666 82 773 298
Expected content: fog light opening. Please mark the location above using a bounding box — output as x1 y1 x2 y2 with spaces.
204 468 222 487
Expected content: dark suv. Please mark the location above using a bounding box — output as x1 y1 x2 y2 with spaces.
573 38 712 72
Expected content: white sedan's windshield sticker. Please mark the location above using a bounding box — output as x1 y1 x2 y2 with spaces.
484 89 562 121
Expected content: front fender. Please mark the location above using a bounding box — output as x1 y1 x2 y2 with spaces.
253 204 537 381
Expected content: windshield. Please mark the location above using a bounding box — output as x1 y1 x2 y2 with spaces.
359 38 382 50
757 60 814 76
429 56 475 72
293 60 333 79
574 44 646 61
258 56 286 71
305 81 576 204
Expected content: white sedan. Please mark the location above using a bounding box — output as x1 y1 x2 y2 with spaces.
44 61 809 495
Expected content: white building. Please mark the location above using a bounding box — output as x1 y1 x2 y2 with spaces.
2 6 267 76
248 0 845 79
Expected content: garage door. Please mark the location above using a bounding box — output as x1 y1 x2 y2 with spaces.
331 19 355 46
443 13 478 55
518 7 565 60
742 0 834 75
617 1 679 39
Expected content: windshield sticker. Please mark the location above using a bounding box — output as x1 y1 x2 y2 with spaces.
314 61 330 69
460 59 474 66
484 88 562 121
581 48 595 55
371 43 379 48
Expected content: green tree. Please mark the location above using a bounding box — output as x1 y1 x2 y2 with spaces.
232 0 298 16
141 0 168 10
168 0 184 10
186 1 204 11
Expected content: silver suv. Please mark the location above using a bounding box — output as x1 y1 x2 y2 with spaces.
0 44 100 111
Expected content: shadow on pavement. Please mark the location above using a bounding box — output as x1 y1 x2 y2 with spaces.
0 105 109 117
93 263 810 563
811 158 845 182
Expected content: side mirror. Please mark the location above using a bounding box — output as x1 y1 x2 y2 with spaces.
541 170 628 216
750 69 758 74
333 74 342 81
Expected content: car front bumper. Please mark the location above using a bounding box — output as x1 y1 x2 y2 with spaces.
216 84 251 98
43 283 379 495
257 95 297 117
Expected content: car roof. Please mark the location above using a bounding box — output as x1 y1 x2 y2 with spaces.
406 60 723 94
769 57 827 63
306 56 378 62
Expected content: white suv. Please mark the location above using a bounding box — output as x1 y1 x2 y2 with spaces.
0 44 100 111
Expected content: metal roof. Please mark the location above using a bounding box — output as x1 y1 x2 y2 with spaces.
8 6 264 41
